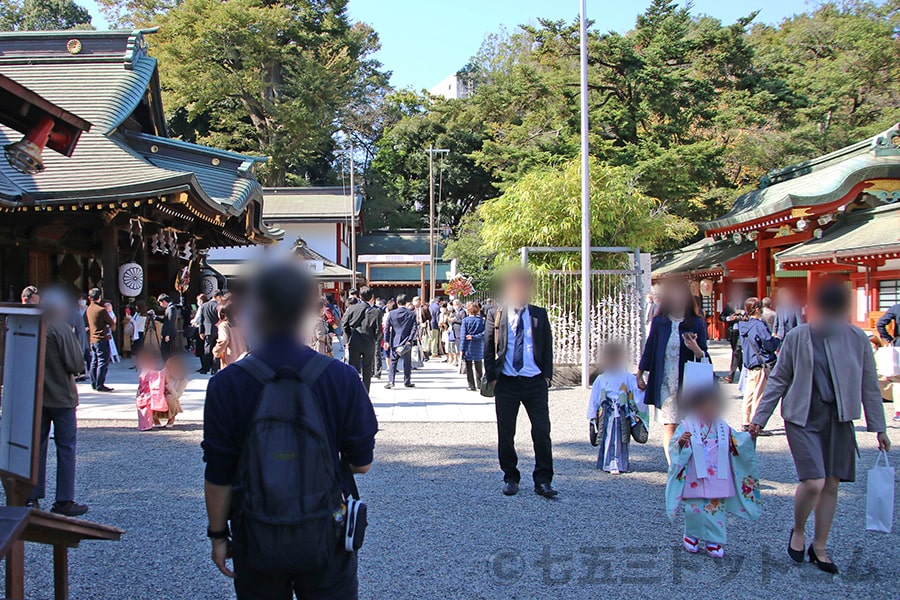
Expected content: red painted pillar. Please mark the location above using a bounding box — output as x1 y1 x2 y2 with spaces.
756 247 768 299
806 269 816 321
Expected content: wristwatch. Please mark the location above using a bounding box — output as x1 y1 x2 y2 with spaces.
207 526 230 540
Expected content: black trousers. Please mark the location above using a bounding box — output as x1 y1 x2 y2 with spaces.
347 341 375 392
203 335 218 374
727 330 742 380
495 374 553 485
374 341 383 376
233 542 358 600
465 359 483 390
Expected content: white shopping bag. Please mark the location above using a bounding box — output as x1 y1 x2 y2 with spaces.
682 358 714 393
875 346 900 378
866 451 895 533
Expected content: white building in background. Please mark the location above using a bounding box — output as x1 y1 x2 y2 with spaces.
429 73 474 99
208 186 362 297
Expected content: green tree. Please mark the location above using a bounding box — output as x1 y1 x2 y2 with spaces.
0 0 93 31
94 0 177 28
153 0 388 186
746 0 900 164
474 159 694 270
367 95 498 231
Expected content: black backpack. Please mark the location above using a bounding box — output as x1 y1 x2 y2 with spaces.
233 353 343 574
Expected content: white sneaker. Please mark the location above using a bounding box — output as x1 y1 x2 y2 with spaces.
683 536 699 553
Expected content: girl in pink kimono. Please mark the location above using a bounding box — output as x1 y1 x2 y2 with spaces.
135 352 167 431
666 386 761 558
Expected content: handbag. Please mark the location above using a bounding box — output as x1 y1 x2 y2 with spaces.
875 346 900 378
630 414 649 444
394 344 412 358
458 360 467 375
589 419 599 447
682 358 714 393
479 376 495 398
866 451 895 533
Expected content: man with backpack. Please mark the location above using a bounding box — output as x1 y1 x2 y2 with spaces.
202 262 378 599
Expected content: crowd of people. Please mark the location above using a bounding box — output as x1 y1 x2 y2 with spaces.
609 277 894 569
306 286 492 394
16 260 899 599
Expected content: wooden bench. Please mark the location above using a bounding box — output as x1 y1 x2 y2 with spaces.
0 507 122 600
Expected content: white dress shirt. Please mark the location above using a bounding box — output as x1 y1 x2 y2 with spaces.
502 306 542 377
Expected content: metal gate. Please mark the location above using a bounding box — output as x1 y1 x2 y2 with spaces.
521 247 646 367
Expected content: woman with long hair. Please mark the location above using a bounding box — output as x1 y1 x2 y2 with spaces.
212 302 247 369
738 297 779 434
751 282 890 573
637 279 708 462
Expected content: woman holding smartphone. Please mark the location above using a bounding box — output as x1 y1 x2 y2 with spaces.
637 279 708 462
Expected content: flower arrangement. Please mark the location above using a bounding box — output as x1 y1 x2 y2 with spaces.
443 275 475 298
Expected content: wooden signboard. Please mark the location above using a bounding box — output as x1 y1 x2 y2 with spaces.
0 304 123 600
0 304 46 500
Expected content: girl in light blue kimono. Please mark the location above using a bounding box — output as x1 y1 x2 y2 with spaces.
587 344 647 473
666 385 761 558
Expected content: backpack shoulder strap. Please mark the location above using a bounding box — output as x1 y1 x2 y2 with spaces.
299 352 333 385
235 353 276 385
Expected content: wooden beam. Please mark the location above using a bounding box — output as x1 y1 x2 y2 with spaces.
5 540 24 600
53 545 68 600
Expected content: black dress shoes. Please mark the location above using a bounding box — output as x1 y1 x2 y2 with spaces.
534 483 559 498
808 546 838 574
404 383 415 388
787 528 804 563
501 481 519 496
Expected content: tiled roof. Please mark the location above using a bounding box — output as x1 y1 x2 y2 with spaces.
0 29 276 241
0 32 160 135
775 203 900 264
652 236 756 277
262 187 361 221
702 122 900 231
358 230 446 256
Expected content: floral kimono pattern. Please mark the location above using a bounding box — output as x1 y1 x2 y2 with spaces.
666 420 761 543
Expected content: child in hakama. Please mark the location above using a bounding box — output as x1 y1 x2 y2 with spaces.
587 344 646 474
666 386 761 558
135 352 166 431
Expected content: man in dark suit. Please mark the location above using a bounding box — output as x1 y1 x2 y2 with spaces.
877 302 900 346
157 293 180 361
773 288 803 339
485 268 557 498
342 286 381 391
384 294 418 389
198 290 224 374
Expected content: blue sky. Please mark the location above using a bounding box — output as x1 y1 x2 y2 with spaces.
82 0 816 90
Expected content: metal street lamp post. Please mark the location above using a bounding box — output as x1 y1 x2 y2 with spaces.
426 146 449 299
579 0 591 388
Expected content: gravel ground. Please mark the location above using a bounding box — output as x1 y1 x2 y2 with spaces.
3 355 899 599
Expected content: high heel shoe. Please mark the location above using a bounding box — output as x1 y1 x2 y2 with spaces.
787 529 804 563
808 545 839 574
